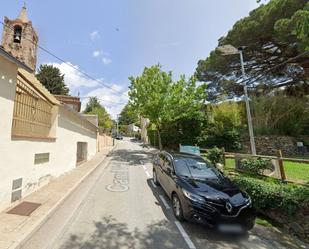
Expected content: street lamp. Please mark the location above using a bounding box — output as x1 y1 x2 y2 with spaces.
217 45 257 155
116 114 120 135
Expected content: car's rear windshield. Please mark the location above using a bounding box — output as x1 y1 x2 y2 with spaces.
174 156 222 180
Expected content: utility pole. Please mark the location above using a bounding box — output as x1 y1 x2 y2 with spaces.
239 49 257 155
217 45 257 155
116 114 119 135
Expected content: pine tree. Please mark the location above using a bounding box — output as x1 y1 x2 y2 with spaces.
36 64 70 95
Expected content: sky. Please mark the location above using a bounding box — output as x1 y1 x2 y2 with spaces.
1 0 263 119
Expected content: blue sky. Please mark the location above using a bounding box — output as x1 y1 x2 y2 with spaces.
1 0 262 118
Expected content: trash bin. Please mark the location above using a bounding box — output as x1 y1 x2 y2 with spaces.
297 141 307 156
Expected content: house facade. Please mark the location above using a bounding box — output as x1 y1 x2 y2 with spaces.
0 7 98 212
127 123 140 133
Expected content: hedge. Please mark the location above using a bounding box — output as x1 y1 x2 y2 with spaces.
233 176 309 216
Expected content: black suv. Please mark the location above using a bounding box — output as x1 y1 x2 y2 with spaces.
153 151 256 233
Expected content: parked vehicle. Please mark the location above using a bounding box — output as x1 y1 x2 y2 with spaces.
153 151 256 233
115 134 123 140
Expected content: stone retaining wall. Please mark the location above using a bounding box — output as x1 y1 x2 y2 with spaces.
263 207 309 243
242 135 298 156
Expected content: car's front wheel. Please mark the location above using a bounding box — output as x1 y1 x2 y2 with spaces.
153 170 160 186
172 193 184 221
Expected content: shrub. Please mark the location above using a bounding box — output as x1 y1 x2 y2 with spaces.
159 117 204 149
251 95 309 136
240 157 273 174
206 147 223 164
198 102 245 151
233 176 309 216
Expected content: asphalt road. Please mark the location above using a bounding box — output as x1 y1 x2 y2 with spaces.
21 138 305 249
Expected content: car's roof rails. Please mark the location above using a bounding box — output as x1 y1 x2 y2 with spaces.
165 151 204 160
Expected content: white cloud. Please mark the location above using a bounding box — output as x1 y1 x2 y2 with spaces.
49 62 100 89
92 50 112 65
102 57 112 65
81 86 128 119
89 31 100 41
47 61 127 119
92 50 102 57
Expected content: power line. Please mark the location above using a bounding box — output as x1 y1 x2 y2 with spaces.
79 96 127 105
240 51 309 86
0 21 129 98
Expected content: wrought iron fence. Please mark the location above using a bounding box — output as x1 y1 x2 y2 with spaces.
11 78 53 139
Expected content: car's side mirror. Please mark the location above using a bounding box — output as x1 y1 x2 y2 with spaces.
216 163 224 170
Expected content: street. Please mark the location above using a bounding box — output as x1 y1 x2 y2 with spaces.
21 138 301 249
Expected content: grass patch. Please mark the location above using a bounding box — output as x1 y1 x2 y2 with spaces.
224 157 309 183
225 158 235 170
256 217 274 228
283 161 309 182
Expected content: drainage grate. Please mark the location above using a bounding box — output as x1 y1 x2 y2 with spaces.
7 201 41 216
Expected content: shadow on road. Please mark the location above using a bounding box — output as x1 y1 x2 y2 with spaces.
110 148 156 166
59 215 189 249
59 140 300 249
58 178 299 249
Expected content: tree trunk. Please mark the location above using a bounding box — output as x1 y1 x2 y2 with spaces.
157 129 163 151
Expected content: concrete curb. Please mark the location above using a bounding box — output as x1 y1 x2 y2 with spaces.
10 146 116 249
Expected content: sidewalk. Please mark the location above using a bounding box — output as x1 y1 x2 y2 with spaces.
0 146 114 249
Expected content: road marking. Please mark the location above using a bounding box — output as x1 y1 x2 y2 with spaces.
175 221 196 249
145 170 151 178
150 179 157 188
159 195 170 209
142 165 147 170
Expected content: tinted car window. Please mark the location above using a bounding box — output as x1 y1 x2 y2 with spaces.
173 158 191 177
174 157 223 180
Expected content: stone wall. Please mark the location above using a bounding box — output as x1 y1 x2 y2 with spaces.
98 134 113 151
242 135 298 156
1 17 38 71
263 207 309 243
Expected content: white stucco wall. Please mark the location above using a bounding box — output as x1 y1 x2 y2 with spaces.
0 58 98 212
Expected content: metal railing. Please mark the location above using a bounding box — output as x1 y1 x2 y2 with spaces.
11 78 53 139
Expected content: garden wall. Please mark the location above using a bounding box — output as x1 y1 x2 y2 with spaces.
242 136 298 156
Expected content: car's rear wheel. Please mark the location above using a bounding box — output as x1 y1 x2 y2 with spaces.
172 193 184 221
153 170 160 186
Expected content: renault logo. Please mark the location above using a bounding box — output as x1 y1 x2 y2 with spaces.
226 202 233 213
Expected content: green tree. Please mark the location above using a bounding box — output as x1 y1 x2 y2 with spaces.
118 104 139 126
251 94 309 136
84 97 114 132
198 102 246 150
129 65 206 150
84 97 102 113
36 64 69 95
195 0 309 101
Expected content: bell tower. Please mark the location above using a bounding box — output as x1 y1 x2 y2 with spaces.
1 5 38 72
